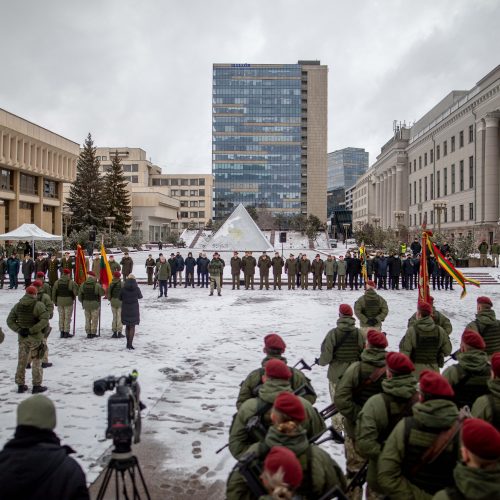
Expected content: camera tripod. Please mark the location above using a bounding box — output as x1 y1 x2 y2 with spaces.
96 450 151 500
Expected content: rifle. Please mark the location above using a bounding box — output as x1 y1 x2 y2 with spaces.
233 452 267 497
319 403 339 421
444 349 459 365
346 460 368 492
310 425 345 445
293 358 318 371
97 295 101 337
318 487 348 500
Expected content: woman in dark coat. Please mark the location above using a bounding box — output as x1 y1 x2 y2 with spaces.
119 274 143 350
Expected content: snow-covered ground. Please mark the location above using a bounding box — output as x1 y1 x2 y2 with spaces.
1 249 499 493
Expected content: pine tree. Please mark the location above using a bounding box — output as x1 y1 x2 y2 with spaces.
103 151 132 234
67 133 107 232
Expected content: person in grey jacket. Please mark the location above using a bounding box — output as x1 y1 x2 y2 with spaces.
337 255 347 290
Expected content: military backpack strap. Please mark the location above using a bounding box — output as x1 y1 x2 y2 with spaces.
332 329 354 356
381 392 419 442
354 365 386 397
488 395 500 430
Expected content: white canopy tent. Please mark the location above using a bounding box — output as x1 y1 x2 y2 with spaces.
0 224 63 257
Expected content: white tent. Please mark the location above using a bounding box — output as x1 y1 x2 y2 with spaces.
0 223 62 256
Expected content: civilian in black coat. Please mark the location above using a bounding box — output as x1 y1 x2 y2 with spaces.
119 275 143 350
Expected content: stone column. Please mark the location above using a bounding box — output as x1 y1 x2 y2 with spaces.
396 165 403 213
476 120 486 222
375 177 381 218
383 172 388 228
484 114 500 222
386 169 392 228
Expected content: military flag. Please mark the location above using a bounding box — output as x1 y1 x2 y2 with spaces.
418 223 430 304
99 242 113 291
74 244 87 285
359 241 368 283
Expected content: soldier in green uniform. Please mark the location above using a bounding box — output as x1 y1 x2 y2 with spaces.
145 254 155 285
7 286 50 393
120 252 133 280
318 303 364 431
33 279 54 368
299 254 311 289
478 239 489 267
258 253 272 290
60 251 73 277
230 251 242 290
47 254 59 287
324 254 337 290
433 418 500 500
208 252 223 296
242 251 257 290
491 240 500 268
52 268 78 338
465 296 500 356
107 271 124 338
271 252 284 290
337 255 347 290
442 330 490 409
108 255 121 273
311 254 324 290
354 280 388 337
399 301 452 375
407 295 452 335
335 329 388 499
284 254 297 290
226 393 346 499
90 253 100 278
472 352 500 429
228 359 325 459
155 255 171 298
36 271 52 297
237 333 316 409
356 352 417 499
78 271 105 338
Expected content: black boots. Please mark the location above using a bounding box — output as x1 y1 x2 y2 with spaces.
18 385 28 393
32 385 47 394
126 326 135 350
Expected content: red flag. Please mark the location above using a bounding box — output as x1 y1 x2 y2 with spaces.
418 224 430 304
74 244 87 285
99 243 112 291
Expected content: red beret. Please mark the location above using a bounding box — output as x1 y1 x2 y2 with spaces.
88 271 95 277
264 333 286 351
265 359 292 380
461 418 500 460
461 330 486 350
33 280 43 288
26 286 38 295
63 268 71 275
386 352 415 374
36 272 45 277
264 446 303 489
419 370 454 398
339 303 353 316
113 271 121 278
273 392 306 422
491 353 500 377
366 280 376 288
477 296 493 307
367 330 388 349
418 301 433 317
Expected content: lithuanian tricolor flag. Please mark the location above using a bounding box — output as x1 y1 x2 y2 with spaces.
99 243 112 290
359 241 368 282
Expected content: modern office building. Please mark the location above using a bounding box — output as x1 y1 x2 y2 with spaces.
212 61 327 222
0 108 79 234
327 147 368 191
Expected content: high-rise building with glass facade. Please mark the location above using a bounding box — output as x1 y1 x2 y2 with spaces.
327 147 369 191
212 61 327 222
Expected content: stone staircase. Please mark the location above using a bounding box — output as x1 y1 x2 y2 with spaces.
462 271 500 286
189 229 204 248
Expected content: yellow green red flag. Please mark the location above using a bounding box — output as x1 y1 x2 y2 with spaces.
99 243 113 290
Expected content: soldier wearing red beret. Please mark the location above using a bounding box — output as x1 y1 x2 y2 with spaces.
228 359 325 460
465 296 500 356
378 371 460 498
407 295 453 336
356 352 417 497
472 352 500 430
354 279 389 337
236 334 316 410
399 301 452 376
107 270 124 339
442 330 490 409
433 418 500 499
51 265 79 338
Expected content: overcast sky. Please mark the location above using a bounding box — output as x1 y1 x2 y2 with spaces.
2 0 499 173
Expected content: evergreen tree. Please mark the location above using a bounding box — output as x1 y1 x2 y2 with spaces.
67 133 107 232
103 151 132 234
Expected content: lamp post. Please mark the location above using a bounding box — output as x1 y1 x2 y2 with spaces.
343 223 350 248
372 216 381 229
433 201 448 235
134 219 144 242
393 210 406 239
104 216 116 245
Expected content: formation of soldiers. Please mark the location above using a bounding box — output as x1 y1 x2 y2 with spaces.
224 285 500 499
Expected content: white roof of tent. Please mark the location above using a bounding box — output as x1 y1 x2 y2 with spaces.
0 223 62 241
203 204 274 251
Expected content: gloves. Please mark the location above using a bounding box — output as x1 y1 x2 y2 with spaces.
18 328 30 338
366 318 377 327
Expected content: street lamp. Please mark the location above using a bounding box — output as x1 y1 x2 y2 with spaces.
104 216 116 244
342 223 350 248
433 201 448 235
62 210 73 238
394 210 406 239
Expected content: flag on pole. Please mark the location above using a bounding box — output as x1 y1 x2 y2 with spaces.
359 241 368 282
99 242 113 291
418 224 430 304
74 244 87 286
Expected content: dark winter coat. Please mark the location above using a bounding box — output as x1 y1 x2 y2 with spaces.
22 258 35 278
7 256 20 275
119 279 143 326
402 258 414 276
120 256 134 276
174 255 185 272
410 241 422 255
168 257 178 273
197 257 210 273
0 426 89 500
184 256 196 273
388 256 401 276
412 256 420 275
377 256 388 275
34 258 48 275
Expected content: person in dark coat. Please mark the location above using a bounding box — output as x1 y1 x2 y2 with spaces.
174 252 185 286
0 394 89 500
410 237 421 256
412 255 420 288
7 253 20 289
21 255 35 288
196 252 203 286
377 255 388 289
119 274 142 350
388 254 401 289
402 255 414 290
184 252 196 288
197 253 210 288
168 253 178 287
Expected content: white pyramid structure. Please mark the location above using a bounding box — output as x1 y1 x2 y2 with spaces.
203 204 274 251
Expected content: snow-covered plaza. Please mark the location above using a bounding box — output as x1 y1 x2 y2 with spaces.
1 246 499 497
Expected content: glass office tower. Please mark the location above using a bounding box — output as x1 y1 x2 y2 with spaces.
327 147 369 191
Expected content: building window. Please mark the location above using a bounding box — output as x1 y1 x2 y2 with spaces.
171 189 179 196
171 179 179 186
189 201 198 207
419 179 422 203
460 204 464 221
469 203 474 220
0 168 13 191
199 189 205 196
409 184 411 205
444 209 448 223
430 173 434 199
20 201 35 223
451 136 455 152
413 159 416 172
181 190 188 196
451 206 456 222
128 176 138 183
469 156 474 188
451 164 455 194
413 181 416 203
189 211 198 218
131 164 138 172
43 179 58 198
443 168 448 196
199 178 206 186
180 211 189 219
181 179 189 186
443 141 447 156
190 179 198 186
180 201 188 207
102 156 107 161
20 173 38 195
459 131 464 148
430 149 434 163
419 156 422 169
436 145 440 160
437 171 440 198
190 190 198 196
424 153 427 166
199 200 205 207
198 211 205 219
424 176 428 201
469 125 474 143
459 160 464 191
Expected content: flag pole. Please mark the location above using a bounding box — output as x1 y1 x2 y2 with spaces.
72 299 77 337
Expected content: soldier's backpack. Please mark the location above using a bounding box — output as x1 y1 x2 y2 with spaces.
452 364 490 409
473 319 500 355
488 394 500 430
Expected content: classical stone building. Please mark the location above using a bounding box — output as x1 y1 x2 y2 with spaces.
0 108 79 234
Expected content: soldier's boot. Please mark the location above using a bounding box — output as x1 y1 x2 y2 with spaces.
117 331 125 338
218 292 221 296
112 332 118 338
209 292 214 296
42 362 53 368
26 363 31 369
18 385 28 393
60 331 65 338
32 385 47 394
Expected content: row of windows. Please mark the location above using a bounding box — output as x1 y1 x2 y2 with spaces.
213 105 302 116
180 200 206 208
213 88 302 96
170 189 206 197
214 135 300 142
213 125 300 133
213 115 301 124
411 203 474 226
151 178 206 187
213 67 301 77
180 211 206 219
0 168 13 191
213 154 301 162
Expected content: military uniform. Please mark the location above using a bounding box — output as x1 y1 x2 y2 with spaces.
242 254 257 290
236 354 316 409
120 255 133 280
491 242 500 268
465 309 500 356
60 255 73 277
354 288 388 336
258 256 271 290
311 257 324 290
7 293 49 391
324 257 338 289
442 350 490 408
228 378 325 459
230 255 242 289
208 257 223 296
337 259 347 290
77 276 105 337
271 255 284 290
108 258 121 274
478 241 489 267
299 257 311 289
36 288 54 365
47 258 59 286
107 277 123 336
399 316 452 375
407 307 453 336
284 257 297 290
155 259 171 297
52 274 78 337
145 257 155 285
471 378 500 430
226 426 346 500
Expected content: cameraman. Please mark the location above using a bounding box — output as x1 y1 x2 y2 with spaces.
0 395 89 499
